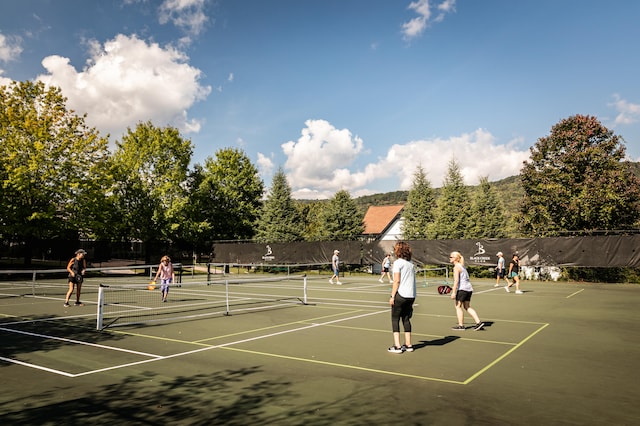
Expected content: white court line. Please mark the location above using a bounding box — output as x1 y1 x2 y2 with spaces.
2 308 388 377
0 327 162 358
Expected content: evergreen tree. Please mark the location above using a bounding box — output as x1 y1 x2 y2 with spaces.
432 159 471 239
468 177 507 238
318 190 364 241
402 165 436 239
255 168 303 243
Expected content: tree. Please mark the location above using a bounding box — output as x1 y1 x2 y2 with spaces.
402 165 435 239
109 122 193 260
190 148 264 241
432 159 471 239
518 114 640 236
467 177 507 238
317 190 364 241
255 168 303 243
0 81 111 263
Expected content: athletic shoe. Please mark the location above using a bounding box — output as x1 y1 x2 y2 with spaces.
336 281 342 285
388 346 404 354
74 302 84 306
63 302 70 307
474 322 485 331
515 290 524 294
494 283 500 287
401 345 414 352
329 279 334 284
379 278 384 283
504 286 510 293
451 325 465 330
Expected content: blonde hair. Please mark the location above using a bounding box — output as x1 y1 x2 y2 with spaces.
161 255 171 263
450 251 465 266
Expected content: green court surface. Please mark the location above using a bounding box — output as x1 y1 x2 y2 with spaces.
0 275 638 425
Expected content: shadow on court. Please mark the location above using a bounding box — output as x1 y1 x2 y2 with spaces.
1 279 639 425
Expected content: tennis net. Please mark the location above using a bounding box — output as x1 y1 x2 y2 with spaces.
96 275 311 330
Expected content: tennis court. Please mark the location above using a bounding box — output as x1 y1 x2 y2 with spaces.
0 272 638 425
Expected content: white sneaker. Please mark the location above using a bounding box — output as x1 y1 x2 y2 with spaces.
494 283 500 287
504 286 510 293
379 279 383 283
329 279 333 284
515 290 523 294
336 281 342 285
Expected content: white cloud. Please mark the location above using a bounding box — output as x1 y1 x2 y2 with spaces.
282 121 529 199
257 152 275 177
36 34 211 140
282 119 365 192
159 0 209 38
610 94 640 125
0 33 23 62
402 0 456 40
0 70 13 87
385 129 529 189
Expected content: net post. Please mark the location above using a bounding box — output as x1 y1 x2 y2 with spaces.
32 270 37 296
303 275 308 305
97 284 105 330
224 279 230 316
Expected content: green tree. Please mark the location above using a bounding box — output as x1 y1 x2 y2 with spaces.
467 176 507 238
317 190 364 241
0 81 111 263
518 114 640 236
190 148 264 241
298 201 326 241
432 159 471 239
109 122 193 259
255 168 303 243
402 165 435 239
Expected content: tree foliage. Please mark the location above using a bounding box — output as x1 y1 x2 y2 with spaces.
316 190 364 241
190 148 264 241
0 81 110 261
467 176 508 238
402 165 435 239
255 168 303 243
432 159 471 239
109 122 193 254
518 114 640 235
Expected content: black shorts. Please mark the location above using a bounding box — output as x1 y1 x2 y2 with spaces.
495 268 505 278
68 274 83 284
455 289 472 303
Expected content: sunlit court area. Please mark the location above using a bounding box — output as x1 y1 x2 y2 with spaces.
1 265 638 425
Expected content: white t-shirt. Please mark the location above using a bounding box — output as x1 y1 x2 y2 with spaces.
392 258 416 298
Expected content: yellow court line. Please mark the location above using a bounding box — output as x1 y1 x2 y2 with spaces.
105 309 367 346
567 288 585 298
221 346 465 385
314 322 520 346
463 322 550 385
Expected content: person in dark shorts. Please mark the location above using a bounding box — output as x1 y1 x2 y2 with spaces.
64 249 87 307
449 251 484 331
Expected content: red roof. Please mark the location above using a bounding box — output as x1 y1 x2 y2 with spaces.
363 204 404 235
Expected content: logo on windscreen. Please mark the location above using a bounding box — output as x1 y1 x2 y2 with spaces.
469 242 490 263
262 245 275 261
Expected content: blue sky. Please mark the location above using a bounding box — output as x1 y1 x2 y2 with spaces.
1 0 639 199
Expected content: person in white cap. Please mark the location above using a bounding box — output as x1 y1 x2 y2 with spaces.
329 249 342 285
494 252 509 287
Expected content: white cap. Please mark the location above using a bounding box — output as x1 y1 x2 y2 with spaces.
496 252 503 256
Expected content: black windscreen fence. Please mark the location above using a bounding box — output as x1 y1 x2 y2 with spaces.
212 235 640 268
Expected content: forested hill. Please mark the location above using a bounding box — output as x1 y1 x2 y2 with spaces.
353 161 640 212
